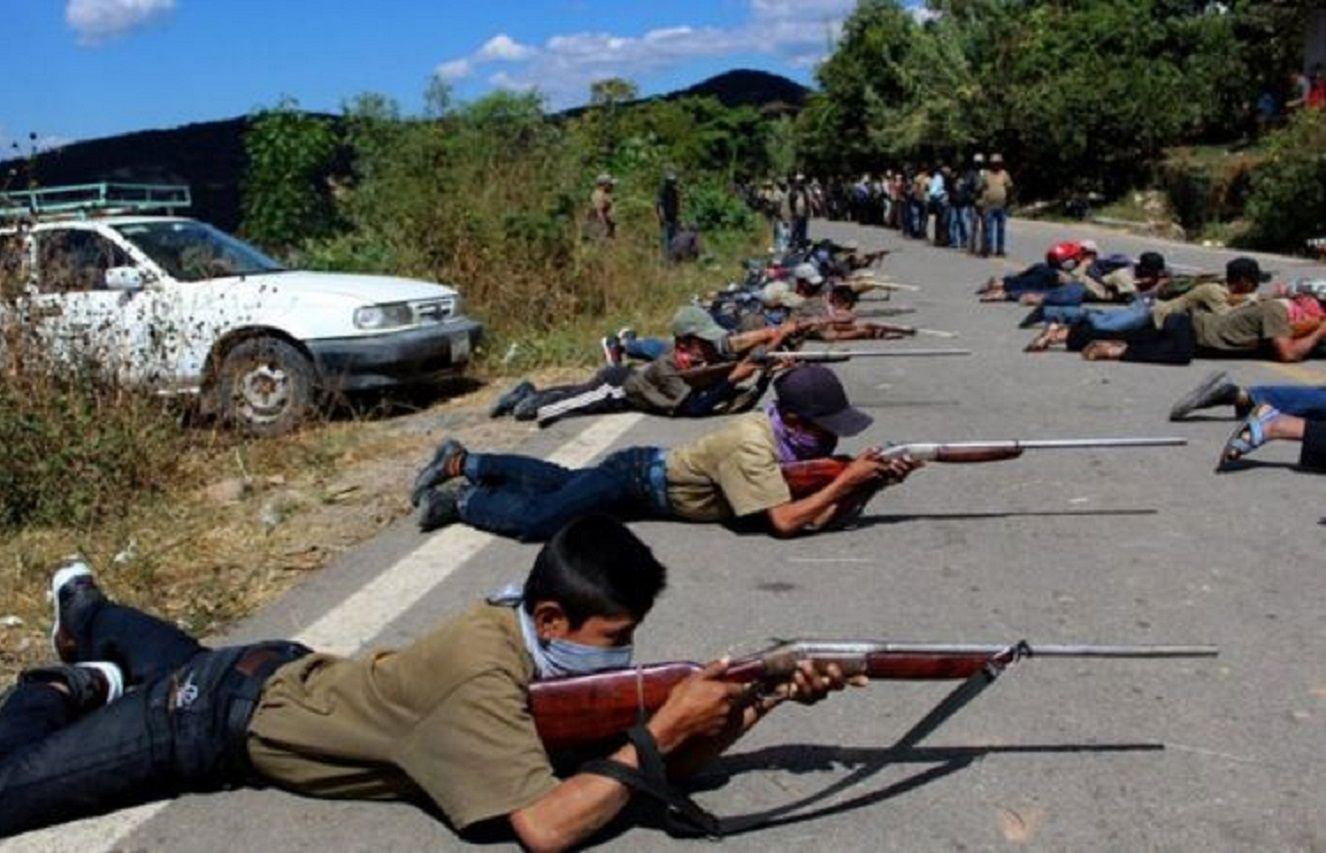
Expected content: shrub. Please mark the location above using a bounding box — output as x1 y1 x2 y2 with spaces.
1244 110 1326 253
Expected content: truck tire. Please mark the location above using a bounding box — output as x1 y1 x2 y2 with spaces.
215 337 317 436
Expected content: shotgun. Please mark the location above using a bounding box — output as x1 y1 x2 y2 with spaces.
782 437 1185 499
677 348 972 388
530 639 1217 753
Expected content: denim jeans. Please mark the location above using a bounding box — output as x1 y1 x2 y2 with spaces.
459 446 670 542
1248 385 1326 419
1002 264 1061 299
0 598 308 837
792 216 809 249
622 334 669 362
661 222 678 260
773 220 789 253
949 206 972 248
984 206 1007 254
1040 300 1150 333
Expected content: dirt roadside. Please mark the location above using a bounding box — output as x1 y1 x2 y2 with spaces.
0 372 583 680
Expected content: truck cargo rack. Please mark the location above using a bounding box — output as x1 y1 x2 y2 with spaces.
0 182 191 220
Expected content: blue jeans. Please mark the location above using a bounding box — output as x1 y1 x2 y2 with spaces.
1248 385 1326 419
773 220 789 252
622 333 668 362
1041 300 1150 332
949 206 972 248
661 222 678 260
459 446 670 542
0 598 308 836
792 216 809 249
984 206 1007 254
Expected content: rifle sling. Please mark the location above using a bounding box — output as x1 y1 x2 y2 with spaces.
580 723 725 838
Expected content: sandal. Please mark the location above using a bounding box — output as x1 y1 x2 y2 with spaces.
1217 404 1280 471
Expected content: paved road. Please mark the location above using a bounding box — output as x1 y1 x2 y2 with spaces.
9 219 1326 852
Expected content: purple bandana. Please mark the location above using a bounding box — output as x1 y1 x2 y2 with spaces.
766 402 837 462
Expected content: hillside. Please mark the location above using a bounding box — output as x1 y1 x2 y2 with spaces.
0 69 808 230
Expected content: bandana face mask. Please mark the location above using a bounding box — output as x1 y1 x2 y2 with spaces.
490 584 634 679
766 402 838 462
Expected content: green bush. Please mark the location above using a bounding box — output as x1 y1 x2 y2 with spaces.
1244 111 1326 253
687 182 755 233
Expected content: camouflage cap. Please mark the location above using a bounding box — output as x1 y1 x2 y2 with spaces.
671 305 727 343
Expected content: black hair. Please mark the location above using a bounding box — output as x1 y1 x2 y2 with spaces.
829 284 859 306
522 515 667 627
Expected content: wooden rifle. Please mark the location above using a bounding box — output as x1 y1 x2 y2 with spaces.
677 348 971 388
781 437 1186 513
530 639 1217 753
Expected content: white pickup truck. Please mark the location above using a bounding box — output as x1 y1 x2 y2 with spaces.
0 184 482 435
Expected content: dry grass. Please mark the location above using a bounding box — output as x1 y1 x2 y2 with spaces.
0 371 577 680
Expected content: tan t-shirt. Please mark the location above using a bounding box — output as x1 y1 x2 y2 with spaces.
1192 299 1292 351
665 411 791 521
980 169 1012 207
1150 281 1231 328
247 603 556 831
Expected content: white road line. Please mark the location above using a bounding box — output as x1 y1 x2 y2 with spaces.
1 413 644 853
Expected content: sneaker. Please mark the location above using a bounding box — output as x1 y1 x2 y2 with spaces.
1170 371 1238 421
411 438 467 508
601 335 624 366
50 558 104 663
19 661 123 712
418 478 470 533
512 395 541 421
489 380 535 418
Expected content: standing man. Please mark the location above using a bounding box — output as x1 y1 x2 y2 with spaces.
981 153 1014 257
928 166 950 248
656 169 682 262
588 173 616 240
790 173 812 250
968 153 987 255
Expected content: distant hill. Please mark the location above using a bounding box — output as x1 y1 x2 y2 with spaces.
1 69 810 231
667 69 809 112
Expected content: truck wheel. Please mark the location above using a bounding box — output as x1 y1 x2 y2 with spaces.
215 337 317 436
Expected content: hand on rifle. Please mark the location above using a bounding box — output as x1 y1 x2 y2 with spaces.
647 658 751 753
765 661 866 709
860 447 924 485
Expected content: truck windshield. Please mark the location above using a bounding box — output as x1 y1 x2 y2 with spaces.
113 220 284 282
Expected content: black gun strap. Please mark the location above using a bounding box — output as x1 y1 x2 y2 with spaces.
580 723 724 839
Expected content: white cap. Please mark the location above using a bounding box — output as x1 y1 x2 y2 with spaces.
793 262 824 286
1080 239 1100 254
759 279 807 309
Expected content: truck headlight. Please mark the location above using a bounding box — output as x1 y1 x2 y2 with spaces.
353 303 413 330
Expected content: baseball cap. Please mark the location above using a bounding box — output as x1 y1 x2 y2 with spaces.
990 153 1004 164
1226 256 1270 284
973 153 986 164
1136 251 1166 277
671 305 726 343
774 365 872 437
793 262 824 286
1080 239 1100 254
595 172 615 185
759 279 806 309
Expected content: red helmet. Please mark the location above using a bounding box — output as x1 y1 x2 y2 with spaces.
1046 241 1084 270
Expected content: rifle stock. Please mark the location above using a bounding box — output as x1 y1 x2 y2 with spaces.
528 640 1216 752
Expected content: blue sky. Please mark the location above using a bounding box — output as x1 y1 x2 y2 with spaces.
3 0 885 151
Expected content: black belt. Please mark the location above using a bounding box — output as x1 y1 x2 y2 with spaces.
222 640 312 781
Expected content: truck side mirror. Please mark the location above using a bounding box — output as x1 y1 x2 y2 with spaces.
104 266 144 291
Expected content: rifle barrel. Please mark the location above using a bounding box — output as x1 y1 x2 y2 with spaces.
780 348 971 358
770 640 1217 658
1013 437 1187 450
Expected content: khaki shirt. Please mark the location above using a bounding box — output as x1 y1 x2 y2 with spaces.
1076 265 1137 301
623 355 691 414
980 169 1012 207
1192 299 1292 351
665 411 791 521
248 604 555 831
1150 281 1231 328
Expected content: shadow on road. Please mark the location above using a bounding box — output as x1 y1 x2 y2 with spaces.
605 740 1163 840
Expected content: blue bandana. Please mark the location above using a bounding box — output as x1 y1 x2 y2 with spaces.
488 584 633 679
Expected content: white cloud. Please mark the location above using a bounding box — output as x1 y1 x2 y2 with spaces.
438 0 860 107
65 0 175 46
477 34 535 61
436 58 472 81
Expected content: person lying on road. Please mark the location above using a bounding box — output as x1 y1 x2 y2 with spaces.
1170 370 1326 422
0 517 856 847
415 365 922 542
